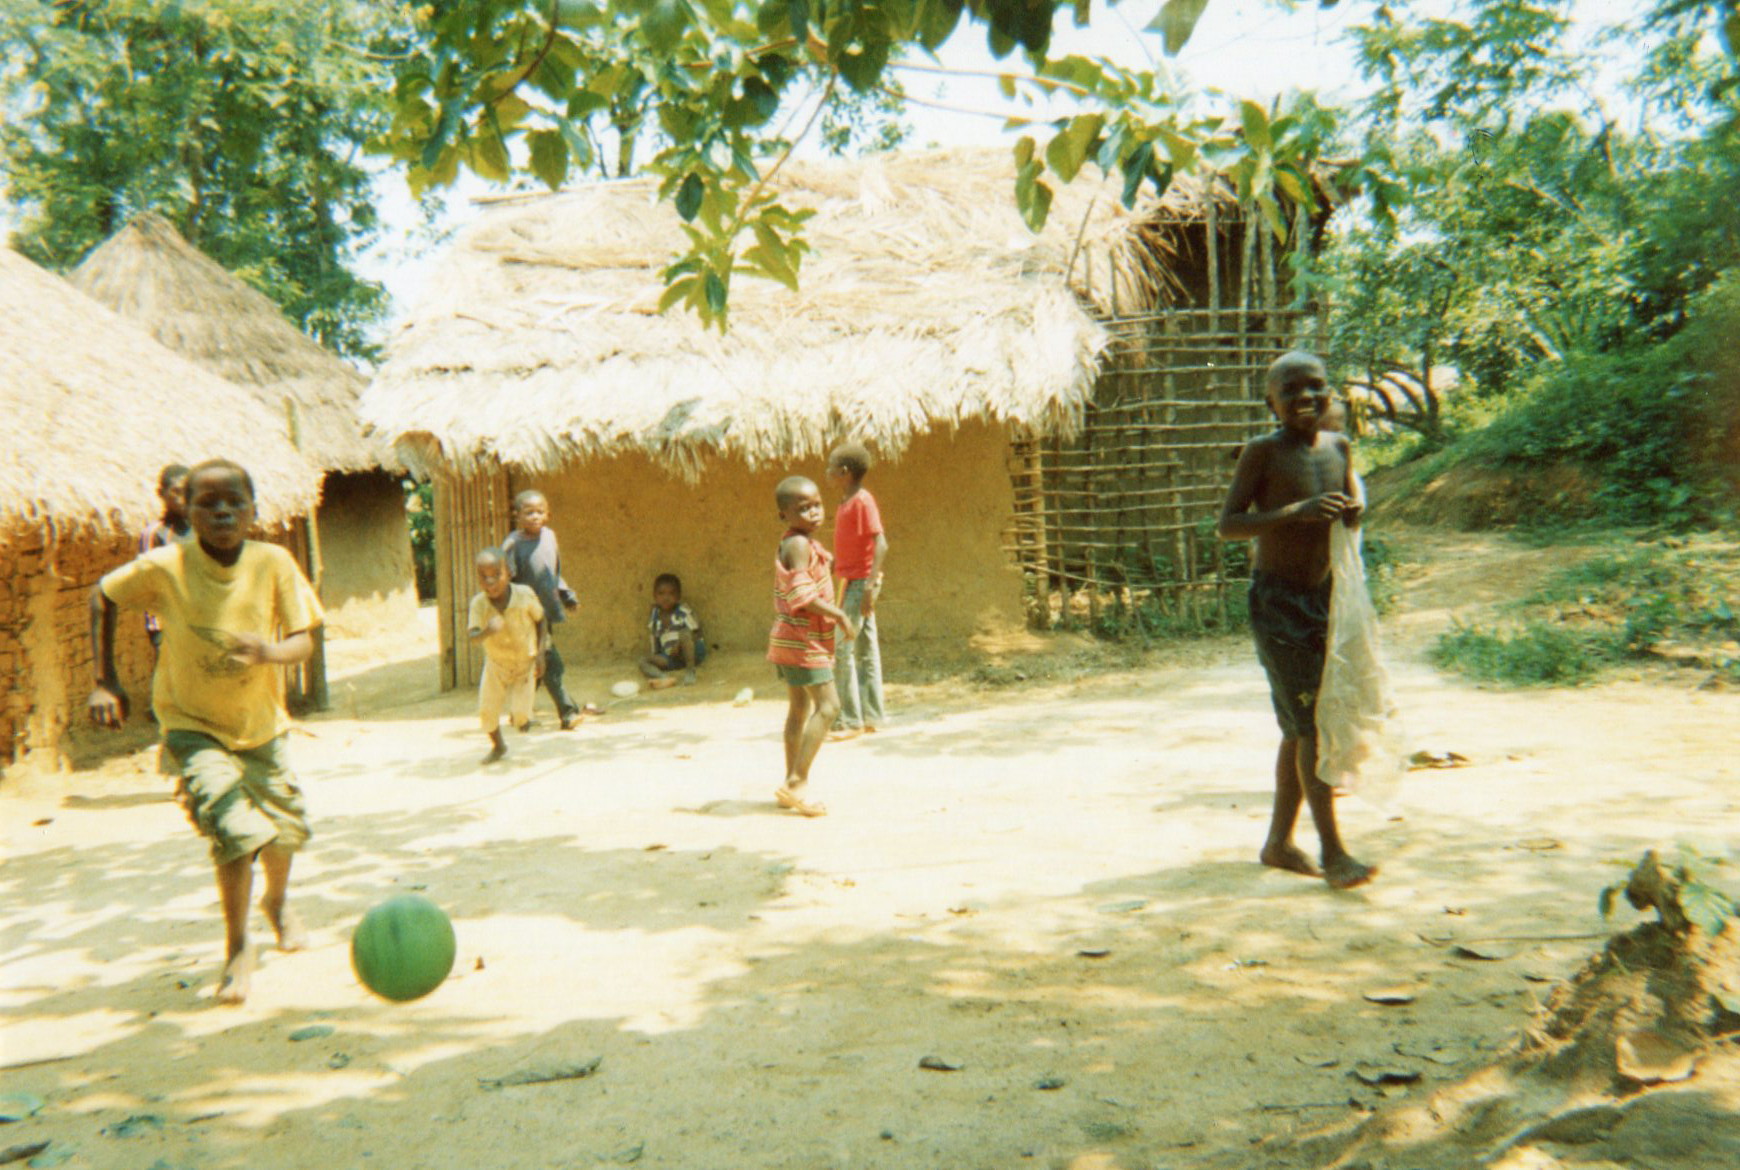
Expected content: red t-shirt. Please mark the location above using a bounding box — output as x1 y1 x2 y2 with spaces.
833 490 882 581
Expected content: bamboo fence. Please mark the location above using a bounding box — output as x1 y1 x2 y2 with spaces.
1007 200 1322 631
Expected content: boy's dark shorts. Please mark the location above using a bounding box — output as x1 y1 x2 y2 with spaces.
1248 571 1332 739
164 730 311 865
775 663 834 687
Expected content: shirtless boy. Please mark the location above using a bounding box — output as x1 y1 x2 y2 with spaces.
1218 352 1375 890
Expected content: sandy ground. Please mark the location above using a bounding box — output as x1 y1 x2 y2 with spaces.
2 532 1738 1170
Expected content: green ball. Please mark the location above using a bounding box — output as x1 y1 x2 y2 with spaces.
351 894 456 1003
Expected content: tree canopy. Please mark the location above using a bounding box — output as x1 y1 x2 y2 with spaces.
0 0 407 360
377 0 1372 327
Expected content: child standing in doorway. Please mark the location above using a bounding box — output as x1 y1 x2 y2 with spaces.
825 441 888 740
767 476 857 817
501 489 584 729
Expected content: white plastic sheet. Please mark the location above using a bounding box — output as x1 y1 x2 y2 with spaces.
1316 509 1408 810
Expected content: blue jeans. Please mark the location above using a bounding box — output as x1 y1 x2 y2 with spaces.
542 644 579 722
836 578 884 730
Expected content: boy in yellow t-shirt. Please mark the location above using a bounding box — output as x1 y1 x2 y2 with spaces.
467 548 546 764
88 459 323 1005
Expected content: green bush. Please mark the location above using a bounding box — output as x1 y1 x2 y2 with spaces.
1430 622 1622 686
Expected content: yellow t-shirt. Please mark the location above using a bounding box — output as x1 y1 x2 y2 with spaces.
467 584 544 681
101 540 323 751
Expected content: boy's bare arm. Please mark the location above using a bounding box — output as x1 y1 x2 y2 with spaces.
863 531 890 614
1218 441 1354 540
87 586 126 727
227 630 314 667
780 535 859 641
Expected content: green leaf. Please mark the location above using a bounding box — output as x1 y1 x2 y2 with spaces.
788 0 810 43
558 119 596 173
470 120 511 182
1154 125 1197 169
1240 100 1272 151
675 173 705 221
1021 178 1053 231
1119 140 1154 207
528 129 570 190
1045 113 1104 184
641 0 690 54
1598 884 1618 918
916 0 964 52
658 274 699 314
1147 0 1210 57
1680 881 1735 937
704 270 728 316
1273 165 1311 207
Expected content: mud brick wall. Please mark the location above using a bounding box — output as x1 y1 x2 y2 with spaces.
1 525 155 773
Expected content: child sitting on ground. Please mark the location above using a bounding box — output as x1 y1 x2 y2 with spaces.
88 459 323 1004
1217 351 1375 890
639 572 705 689
468 548 547 764
824 440 889 740
767 476 858 818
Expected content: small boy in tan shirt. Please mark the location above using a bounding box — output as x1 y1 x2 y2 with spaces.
468 548 547 764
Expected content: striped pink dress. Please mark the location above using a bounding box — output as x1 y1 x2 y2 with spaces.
767 531 837 669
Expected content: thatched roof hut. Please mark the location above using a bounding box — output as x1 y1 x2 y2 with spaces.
70 215 418 639
0 247 323 533
1 247 325 772
70 213 389 474
363 147 1240 480
361 147 1304 686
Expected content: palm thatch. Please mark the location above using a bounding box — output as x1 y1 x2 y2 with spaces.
70 213 391 474
0 248 324 534
363 147 1246 479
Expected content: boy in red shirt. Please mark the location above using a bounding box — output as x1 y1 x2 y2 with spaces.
825 441 889 740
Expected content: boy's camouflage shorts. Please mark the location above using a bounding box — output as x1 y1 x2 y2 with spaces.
163 730 311 865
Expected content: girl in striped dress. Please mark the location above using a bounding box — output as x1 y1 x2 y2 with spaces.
767 476 859 817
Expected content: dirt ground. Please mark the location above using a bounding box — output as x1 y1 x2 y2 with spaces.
3 528 1737 1170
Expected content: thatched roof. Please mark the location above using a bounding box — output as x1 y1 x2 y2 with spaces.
364 147 1243 478
70 213 392 474
0 248 324 535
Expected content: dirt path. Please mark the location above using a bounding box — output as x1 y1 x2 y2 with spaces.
3 532 1736 1170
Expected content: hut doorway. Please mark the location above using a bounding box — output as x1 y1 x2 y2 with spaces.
431 466 511 690
1008 306 1313 634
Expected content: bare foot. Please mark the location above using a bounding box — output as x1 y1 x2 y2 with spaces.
262 900 307 952
1324 855 1377 889
1260 843 1321 877
482 741 507 764
774 786 827 817
681 668 697 685
215 947 256 1005
826 727 863 743
648 676 678 690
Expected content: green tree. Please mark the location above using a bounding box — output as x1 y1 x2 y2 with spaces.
0 0 408 360
376 0 1367 328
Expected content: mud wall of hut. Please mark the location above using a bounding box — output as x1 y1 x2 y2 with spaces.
1 524 155 773
452 420 1028 678
314 470 418 637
